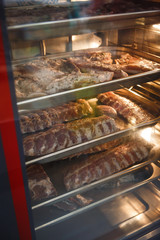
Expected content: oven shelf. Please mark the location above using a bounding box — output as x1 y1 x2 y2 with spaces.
16 46 160 111
25 117 160 165
8 10 160 41
32 161 160 231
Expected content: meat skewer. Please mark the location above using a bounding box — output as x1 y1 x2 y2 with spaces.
23 115 118 157
20 99 93 134
98 91 154 125
64 139 152 191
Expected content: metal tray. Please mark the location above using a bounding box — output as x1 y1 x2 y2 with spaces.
25 120 160 166
31 161 160 230
15 46 160 111
34 181 160 239
7 5 160 41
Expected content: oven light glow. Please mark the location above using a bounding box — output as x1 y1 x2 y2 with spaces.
91 41 101 48
139 128 152 142
134 213 150 226
152 24 160 31
129 86 133 90
72 35 77 41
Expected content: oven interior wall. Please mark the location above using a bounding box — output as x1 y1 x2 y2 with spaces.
10 23 160 61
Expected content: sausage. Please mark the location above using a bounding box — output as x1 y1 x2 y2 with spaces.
96 105 117 118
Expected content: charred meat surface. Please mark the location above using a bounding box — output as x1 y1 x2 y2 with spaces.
23 115 118 156
98 91 154 125
14 55 115 99
115 53 160 74
64 139 152 191
20 99 93 134
69 57 128 79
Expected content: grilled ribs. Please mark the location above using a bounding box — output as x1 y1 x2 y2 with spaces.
64 139 151 191
23 115 118 156
98 91 153 125
69 57 128 79
20 99 93 134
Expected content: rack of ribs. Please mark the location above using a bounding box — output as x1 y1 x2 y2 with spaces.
98 91 153 125
23 115 118 157
64 139 152 191
20 99 93 134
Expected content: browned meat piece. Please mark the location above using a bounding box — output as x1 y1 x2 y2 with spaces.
26 164 91 211
69 57 128 79
6 6 70 26
27 164 57 201
70 194 93 207
23 115 118 157
14 57 81 98
14 58 114 98
54 194 93 212
113 69 128 79
98 91 153 125
115 53 160 74
73 51 113 65
6 1 160 26
82 0 160 17
20 99 93 134
64 139 151 191
14 58 74 77
96 105 117 119
53 199 78 212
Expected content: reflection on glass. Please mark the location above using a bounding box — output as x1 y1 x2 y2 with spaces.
140 128 152 143
152 24 160 32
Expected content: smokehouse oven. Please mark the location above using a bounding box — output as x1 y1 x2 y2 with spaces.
1 0 160 239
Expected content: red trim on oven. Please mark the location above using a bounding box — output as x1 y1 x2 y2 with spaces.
0 24 32 240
